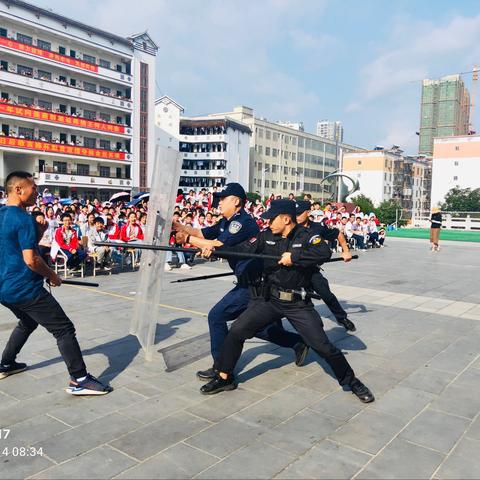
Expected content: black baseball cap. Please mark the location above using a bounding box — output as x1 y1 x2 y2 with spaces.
295 201 312 215
261 199 297 220
212 183 246 207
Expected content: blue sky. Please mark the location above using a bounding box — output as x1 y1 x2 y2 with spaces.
35 0 480 154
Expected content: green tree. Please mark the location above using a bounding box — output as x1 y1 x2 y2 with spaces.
349 194 375 215
441 187 480 212
375 199 405 226
246 191 261 204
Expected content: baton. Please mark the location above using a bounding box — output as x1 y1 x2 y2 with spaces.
169 254 359 284
61 279 99 287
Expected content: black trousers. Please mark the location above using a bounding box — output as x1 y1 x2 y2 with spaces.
1 288 87 378
311 272 347 321
216 297 355 386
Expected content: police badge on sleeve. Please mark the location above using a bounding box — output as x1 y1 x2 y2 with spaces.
229 221 243 234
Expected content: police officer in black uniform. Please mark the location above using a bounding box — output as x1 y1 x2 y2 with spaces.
199 199 374 403
296 201 356 332
173 184 309 381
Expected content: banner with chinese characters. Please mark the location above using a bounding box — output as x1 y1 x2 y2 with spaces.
0 37 99 72
0 136 126 160
0 103 126 134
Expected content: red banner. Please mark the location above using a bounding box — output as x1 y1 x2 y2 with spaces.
0 37 99 73
0 136 126 160
0 103 126 134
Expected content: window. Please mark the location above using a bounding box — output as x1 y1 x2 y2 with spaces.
257 128 263 138
454 161 459 166
284 166 288 174
99 166 110 177
453 176 458 181
38 100 51 110
77 164 89 176
58 46 66 55
99 139 111 150
17 65 33 77
99 113 110 123
84 137 96 148
100 86 111 94
38 130 52 141
272 180 277 189
83 54 96 64
53 161 67 173
257 145 263 154
59 104 67 113
272 165 278 173
83 82 96 93
99 59 111 69
298 138 304 147
58 75 67 83
17 33 32 45
283 151 288 159
19 127 34 139
292 153 296 161
265 147 271 156
1 92 8 100
70 49 76 58
257 162 263 171
272 148 278 157
18 95 34 106
38 69 51 81
455 146 460 151
265 129 271 140
272 132 279 141
283 182 288 190
265 180 270 188
0 28 7 38
37 39 51 51
116 64 123 72
70 78 76 87
84 110 96 120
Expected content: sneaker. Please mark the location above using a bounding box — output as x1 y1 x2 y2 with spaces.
200 374 237 395
294 342 309 367
164 263 172 272
66 373 113 396
0 362 27 379
435 245 441 252
350 378 374 403
196 367 216 381
338 317 356 332
180 263 192 270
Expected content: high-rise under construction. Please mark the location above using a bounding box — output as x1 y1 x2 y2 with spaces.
418 75 470 157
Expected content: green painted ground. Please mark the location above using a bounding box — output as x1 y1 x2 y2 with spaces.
387 228 480 242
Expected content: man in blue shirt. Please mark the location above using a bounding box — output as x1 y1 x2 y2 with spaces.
174 183 308 380
0 171 111 395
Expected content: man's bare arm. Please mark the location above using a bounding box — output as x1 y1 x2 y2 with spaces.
22 249 62 286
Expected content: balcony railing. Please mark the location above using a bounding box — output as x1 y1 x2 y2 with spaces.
0 69 132 111
0 101 131 135
181 169 226 178
37 171 132 188
0 135 130 161
0 36 132 79
182 151 226 160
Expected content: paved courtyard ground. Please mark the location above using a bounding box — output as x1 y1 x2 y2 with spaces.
0 237 480 479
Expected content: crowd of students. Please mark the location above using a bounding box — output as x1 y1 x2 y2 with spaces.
0 186 386 275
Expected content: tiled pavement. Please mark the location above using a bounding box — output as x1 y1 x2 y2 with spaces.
0 237 479 479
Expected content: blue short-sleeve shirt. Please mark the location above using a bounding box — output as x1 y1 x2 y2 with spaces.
202 209 259 276
0 206 44 304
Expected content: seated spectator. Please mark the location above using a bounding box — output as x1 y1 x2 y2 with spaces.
368 218 381 247
351 216 367 250
105 214 120 240
120 212 144 242
54 213 86 270
87 217 112 270
81 212 96 238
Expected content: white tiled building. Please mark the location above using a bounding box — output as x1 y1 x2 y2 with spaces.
0 0 157 200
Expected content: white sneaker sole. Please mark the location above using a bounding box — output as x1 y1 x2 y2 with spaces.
0 367 27 379
65 387 110 395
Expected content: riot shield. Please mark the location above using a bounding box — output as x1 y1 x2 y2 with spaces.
130 145 181 360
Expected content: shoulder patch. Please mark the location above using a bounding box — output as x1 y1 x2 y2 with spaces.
266 240 276 245
249 237 257 243
228 221 243 234
309 235 323 245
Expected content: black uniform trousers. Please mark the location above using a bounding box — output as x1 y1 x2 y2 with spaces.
311 272 347 321
215 296 355 386
1 288 88 378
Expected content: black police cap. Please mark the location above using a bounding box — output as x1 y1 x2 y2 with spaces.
212 183 247 208
295 200 312 215
261 199 297 220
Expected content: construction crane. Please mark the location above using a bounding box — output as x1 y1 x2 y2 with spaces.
469 65 478 134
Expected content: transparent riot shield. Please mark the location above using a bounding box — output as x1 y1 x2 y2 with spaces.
130 145 181 360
